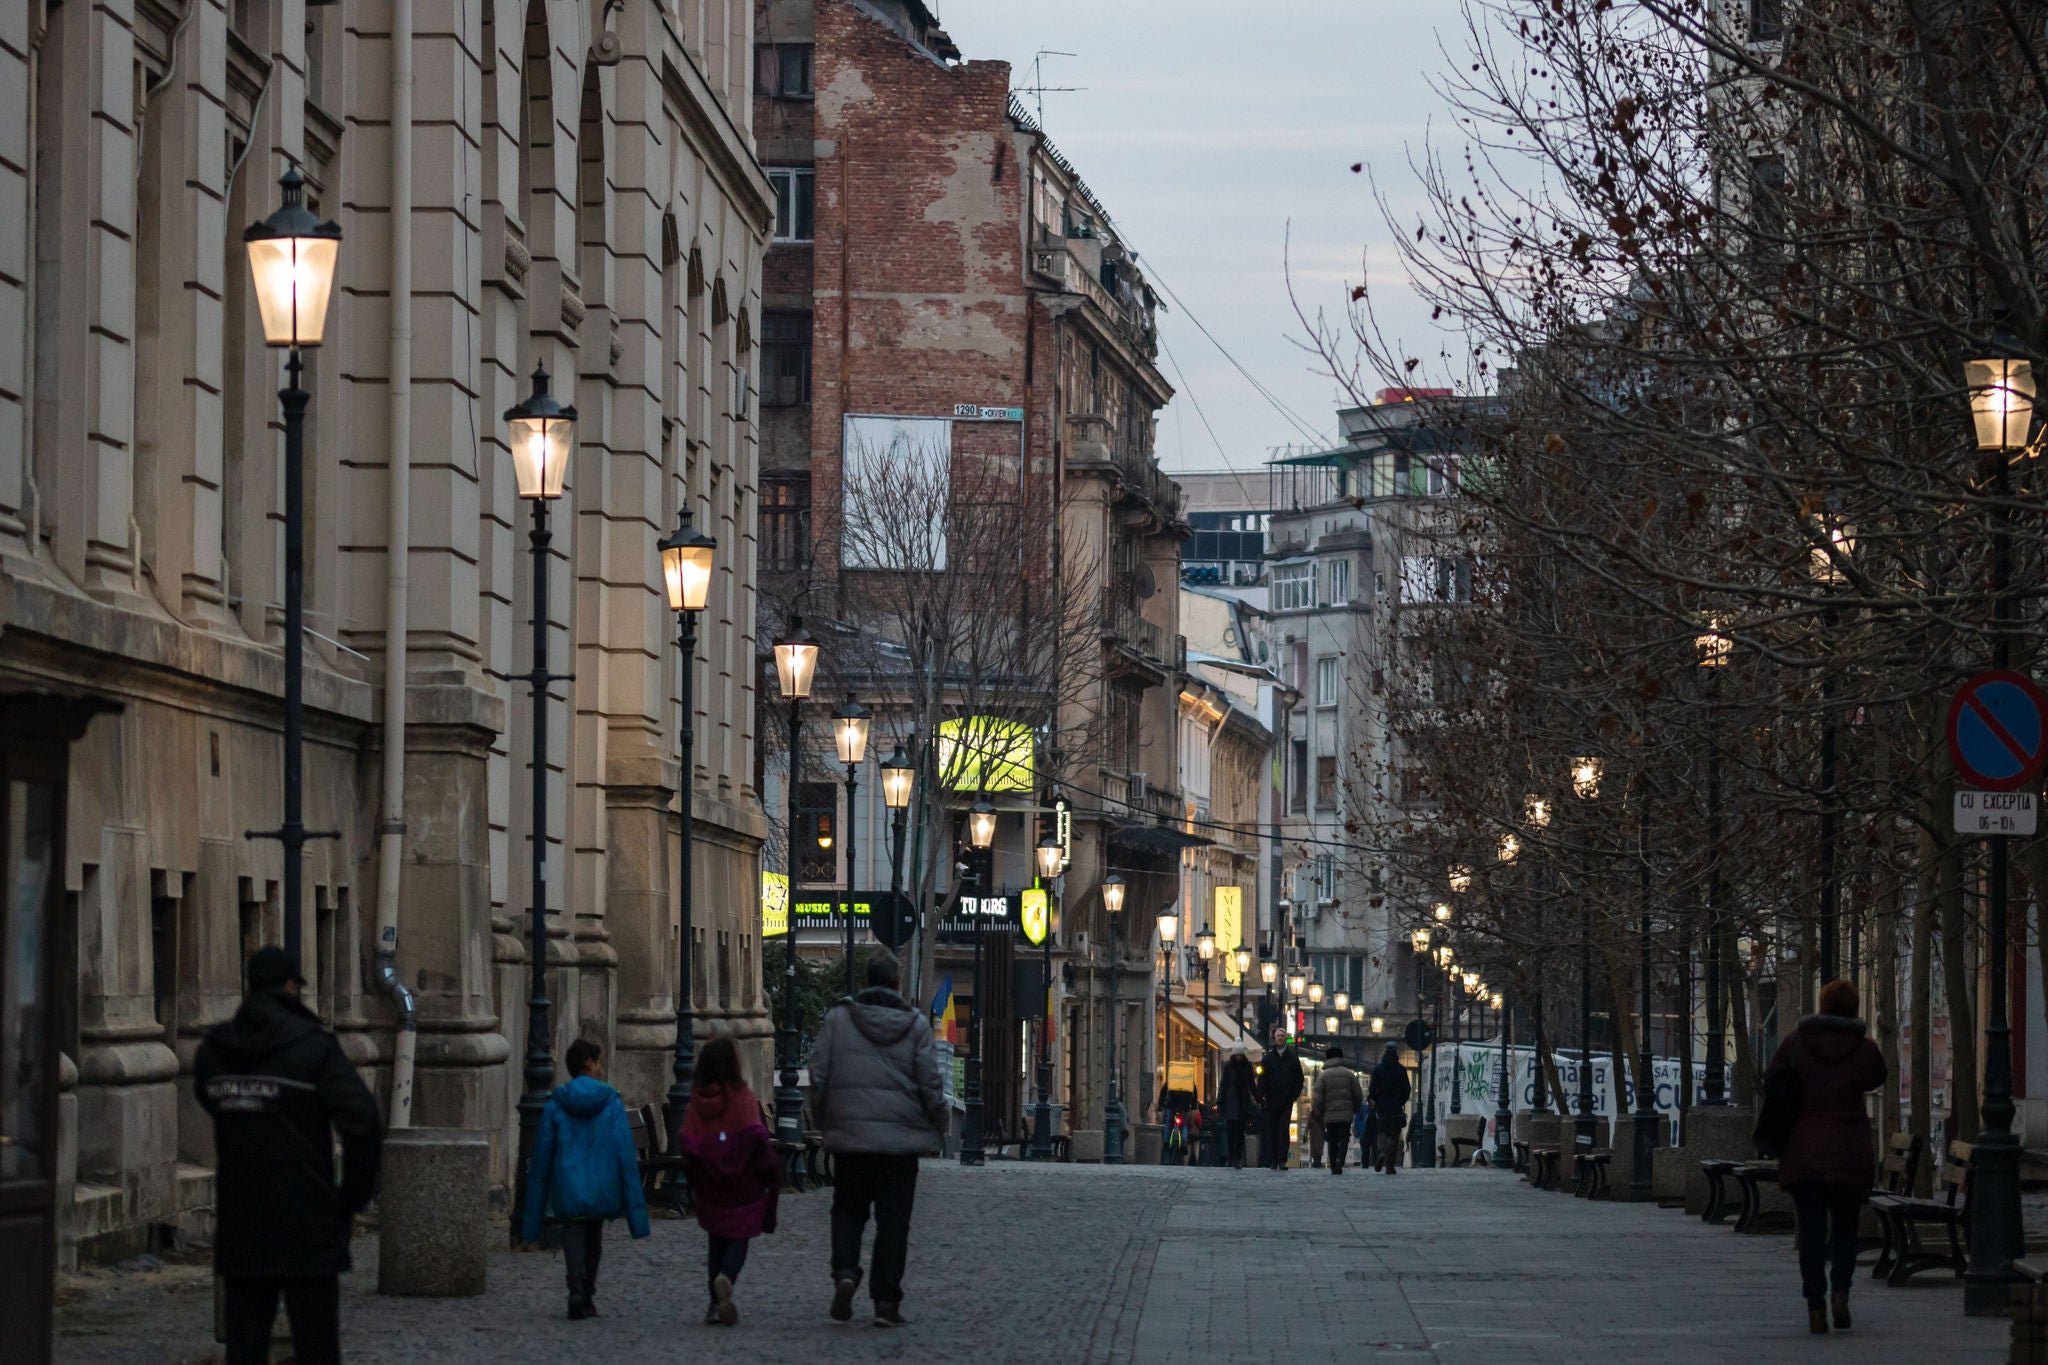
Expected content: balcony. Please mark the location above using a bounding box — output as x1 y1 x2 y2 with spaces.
1101 587 1170 673
1067 413 1183 521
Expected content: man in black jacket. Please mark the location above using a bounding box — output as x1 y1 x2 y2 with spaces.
195 947 382 1365
1256 1028 1304 1169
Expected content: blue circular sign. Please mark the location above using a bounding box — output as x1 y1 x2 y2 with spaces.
1947 670 2048 792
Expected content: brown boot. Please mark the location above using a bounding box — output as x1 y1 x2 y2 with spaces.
1830 1293 1851 1330
1808 1306 1828 1335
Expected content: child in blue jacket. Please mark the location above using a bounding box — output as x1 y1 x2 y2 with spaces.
521 1039 650 1319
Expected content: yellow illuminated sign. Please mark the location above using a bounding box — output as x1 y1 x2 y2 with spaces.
1216 886 1243 984
936 717 1035 793
762 871 789 938
1021 887 1050 946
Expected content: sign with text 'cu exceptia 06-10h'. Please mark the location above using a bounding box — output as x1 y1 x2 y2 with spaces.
1947 669 2048 836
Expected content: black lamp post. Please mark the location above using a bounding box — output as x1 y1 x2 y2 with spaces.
1195 924 1216 1110
1572 757 1603 1153
502 361 575 1243
1451 973 1471 1115
1260 955 1278 1039
1964 322 2035 1314
1809 523 1849 985
1696 629 1730 1105
772 618 820 1147
1030 835 1063 1159
1152 904 1176 1144
1492 989 1512 1168
1414 943 1447 1167
1102 874 1129 1163
880 739 915 952
1631 792 1657 1202
659 509 715 1148
1234 947 1253 1050
831 694 872 998
960 800 996 1166
242 166 342 964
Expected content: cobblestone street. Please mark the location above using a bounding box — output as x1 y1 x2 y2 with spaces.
54 1160 2011 1364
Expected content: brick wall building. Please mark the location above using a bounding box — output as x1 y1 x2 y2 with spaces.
751 0 1189 1154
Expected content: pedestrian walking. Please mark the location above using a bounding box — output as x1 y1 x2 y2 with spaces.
1310 1045 1364 1174
1760 978 1886 1335
194 947 382 1365
1367 1043 1412 1173
810 953 946 1329
1257 1028 1304 1169
679 1036 781 1326
519 1038 651 1320
1218 1048 1258 1168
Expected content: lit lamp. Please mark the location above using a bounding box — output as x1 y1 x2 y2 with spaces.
1968 323 2037 451
771 616 821 1147
1572 757 1604 800
1370 1015 1384 1035
967 801 998 851
1153 906 1173 941
1326 1015 1340 1036
1411 925 1432 952
1287 970 1307 997
1029 832 1062 1159
1104 874 1128 917
1436 944 1455 969
1526 794 1551 827
1308 981 1325 1006
1196 925 1217 961
830 693 871 995
1260 956 1279 986
1464 970 1480 994
1233 947 1253 978
1498 832 1520 863
1351 1003 1366 1026
1696 619 1732 668
244 166 341 350
1334 991 1350 1013
658 507 719 1132
1036 837 1065 881
1433 901 1453 923
504 356 578 1243
881 743 915 811
1447 865 1473 894
1491 991 1504 1011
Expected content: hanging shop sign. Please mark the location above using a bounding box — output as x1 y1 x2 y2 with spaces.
1021 887 1051 946
937 891 1017 940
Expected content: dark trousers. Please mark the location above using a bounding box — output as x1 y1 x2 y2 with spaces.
1263 1107 1292 1167
223 1275 340 1365
707 1235 749 1294
561 1218 604 1303
831 1152 919 1307
1225 1117 1247 1165
1789 1183 1864 1306
1324 1122 1352 1172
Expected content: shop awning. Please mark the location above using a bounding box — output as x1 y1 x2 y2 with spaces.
1110 822 1212 855
1170 1002 1263 1059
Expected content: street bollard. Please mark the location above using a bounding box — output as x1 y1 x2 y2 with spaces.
378 1127 490 1297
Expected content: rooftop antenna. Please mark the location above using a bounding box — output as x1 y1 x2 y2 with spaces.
1020 49 1081 127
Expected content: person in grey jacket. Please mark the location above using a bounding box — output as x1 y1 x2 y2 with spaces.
809 953 944 1329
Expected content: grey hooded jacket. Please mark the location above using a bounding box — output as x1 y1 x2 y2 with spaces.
808 986 947 1155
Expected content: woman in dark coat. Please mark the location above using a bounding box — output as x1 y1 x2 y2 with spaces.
1218 1051 1258 1169
1764 977 1886 1335
1366 1044 1412 1173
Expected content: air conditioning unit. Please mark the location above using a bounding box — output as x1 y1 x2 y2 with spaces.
1074 932 1091 957
1130 772 1149 804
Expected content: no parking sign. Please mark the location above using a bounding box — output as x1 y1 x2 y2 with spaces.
1948 670 2046 835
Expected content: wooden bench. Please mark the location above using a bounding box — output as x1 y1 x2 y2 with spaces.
1872 1140 1971 1286
1699 1158 1741 1224
627 1104 690 1215
1732 1160 1794 1233
1446 1135 1482 1168
1868 1132 1924 1281
1530 1146 1563 1190
1573 1150 1614 1199
1512 1140 1530 1174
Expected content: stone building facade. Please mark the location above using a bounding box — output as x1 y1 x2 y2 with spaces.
748 0 1186 1154
4 0 771 1261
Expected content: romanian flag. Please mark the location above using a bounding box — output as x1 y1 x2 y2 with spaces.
932 975 957 1044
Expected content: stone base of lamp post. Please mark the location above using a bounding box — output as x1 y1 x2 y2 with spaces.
1523 1113 1564 1188
1612 1112 1663 1202
1409 1118 1438 1169
1679 1106 1753 1216
1652 1143 1687 1204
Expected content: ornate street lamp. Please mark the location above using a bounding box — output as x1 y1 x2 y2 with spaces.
1447 865 1473 894
1965 319 2036 1313
1492 987 1512 1170
503 360 575 1243
1370 1015 1384 1036
1411 925 1432 952
831 694 871 998
1498 832 1520 863
1308 980 1325 1007
1194 924 1217 1109
1232 946 1253 1053
1029 833 1063 1161
1102 872 1129 1164
961 799 997 1166
1433 901 1453 923
242 166 342 968
770 617 819 1147
880 738 915 969
1571 755 1601 1155
659 508 715 1150
1697 623 1730 1108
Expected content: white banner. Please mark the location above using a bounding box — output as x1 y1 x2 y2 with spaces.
1424 1043 1709 1149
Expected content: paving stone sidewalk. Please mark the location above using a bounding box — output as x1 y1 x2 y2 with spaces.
53 1160 2010 1364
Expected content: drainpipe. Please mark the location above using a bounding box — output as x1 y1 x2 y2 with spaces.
373 0 418 1128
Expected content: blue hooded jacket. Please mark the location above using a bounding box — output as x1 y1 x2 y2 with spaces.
520 1075 651 1243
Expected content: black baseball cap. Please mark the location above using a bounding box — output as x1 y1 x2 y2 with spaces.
247 946 307 993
